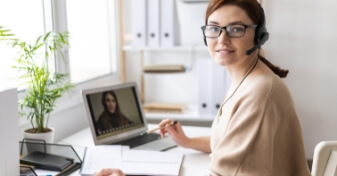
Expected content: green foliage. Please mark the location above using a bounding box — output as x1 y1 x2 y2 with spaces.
1 26 74 133
0 26 15 40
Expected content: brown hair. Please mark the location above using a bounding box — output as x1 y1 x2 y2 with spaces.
204 0 289 78
101 91 122 117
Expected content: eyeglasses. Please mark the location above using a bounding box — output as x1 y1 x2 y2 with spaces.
201 24 257 38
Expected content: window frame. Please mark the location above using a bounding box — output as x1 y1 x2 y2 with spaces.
17 0 123 127
50 0 122 112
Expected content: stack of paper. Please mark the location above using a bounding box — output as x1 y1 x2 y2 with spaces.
81 145 183 176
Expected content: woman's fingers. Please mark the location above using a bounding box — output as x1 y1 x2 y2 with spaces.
159 119 174 127
164 122 189 147
94 168 125 176
159 119 174 138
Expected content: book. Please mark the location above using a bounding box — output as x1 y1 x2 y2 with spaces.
20 151 74 171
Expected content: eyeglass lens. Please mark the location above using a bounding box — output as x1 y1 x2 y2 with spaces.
204 25 247 38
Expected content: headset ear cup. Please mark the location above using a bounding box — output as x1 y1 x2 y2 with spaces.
255 26 267 44
259 31 269 46
255 6 268 45
255 26 262 43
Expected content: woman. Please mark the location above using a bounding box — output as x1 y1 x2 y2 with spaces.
96 91 132 134
95 0 311 175
159 0 311 175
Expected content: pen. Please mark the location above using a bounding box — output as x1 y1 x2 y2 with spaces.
141 120 178 135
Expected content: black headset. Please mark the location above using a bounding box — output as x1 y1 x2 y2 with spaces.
202 4 269 56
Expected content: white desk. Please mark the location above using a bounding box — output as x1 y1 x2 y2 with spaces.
59 124 212 176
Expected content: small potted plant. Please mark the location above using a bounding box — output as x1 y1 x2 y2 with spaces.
1 26 74 143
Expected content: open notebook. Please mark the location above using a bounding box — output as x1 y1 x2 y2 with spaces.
81 82 176 151
80 145 183 176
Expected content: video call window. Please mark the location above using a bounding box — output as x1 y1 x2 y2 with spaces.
86 87 144 139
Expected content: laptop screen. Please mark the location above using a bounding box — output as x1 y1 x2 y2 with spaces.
82 82 148 145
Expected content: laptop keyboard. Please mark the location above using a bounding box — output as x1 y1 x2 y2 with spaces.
112 133 161 148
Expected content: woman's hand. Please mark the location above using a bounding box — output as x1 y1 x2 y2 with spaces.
94 168 125 176
159 119 190 148
159 119 211 152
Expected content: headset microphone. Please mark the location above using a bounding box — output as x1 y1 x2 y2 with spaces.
245 32 269 55
246 44 259 55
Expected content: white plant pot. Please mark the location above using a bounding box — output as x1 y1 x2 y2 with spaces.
22 127 55 154
23 127 55 143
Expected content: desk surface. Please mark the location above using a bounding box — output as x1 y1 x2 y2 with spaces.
60 124 212 176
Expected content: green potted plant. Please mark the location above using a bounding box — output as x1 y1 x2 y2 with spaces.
1 26 74 143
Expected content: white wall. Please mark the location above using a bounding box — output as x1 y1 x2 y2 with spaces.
264 0 337 158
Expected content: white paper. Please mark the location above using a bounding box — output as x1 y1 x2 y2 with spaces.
34 169 60 175
80 145 183 176
121 149 183 175
81 145 122 175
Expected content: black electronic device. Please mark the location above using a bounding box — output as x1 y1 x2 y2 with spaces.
245 5 269 55
20 151 74 171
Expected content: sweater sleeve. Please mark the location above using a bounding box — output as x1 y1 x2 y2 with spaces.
209 75 311 176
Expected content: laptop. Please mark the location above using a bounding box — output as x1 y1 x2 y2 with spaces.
81 82 176 151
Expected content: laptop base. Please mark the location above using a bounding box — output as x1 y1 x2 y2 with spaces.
112 133 176 151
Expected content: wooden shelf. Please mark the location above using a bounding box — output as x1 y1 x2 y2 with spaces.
143 64 185 73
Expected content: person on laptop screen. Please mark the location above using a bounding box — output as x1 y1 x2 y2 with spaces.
97 91 133 135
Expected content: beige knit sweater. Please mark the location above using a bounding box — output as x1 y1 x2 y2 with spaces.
209 61 311 176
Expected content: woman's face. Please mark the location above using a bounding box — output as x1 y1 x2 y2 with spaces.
206 5 256 67
104 93 116 113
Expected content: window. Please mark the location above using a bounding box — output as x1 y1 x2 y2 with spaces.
0 0 48 88
1 0 121 125
1 0 120 88
65 0 118 83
